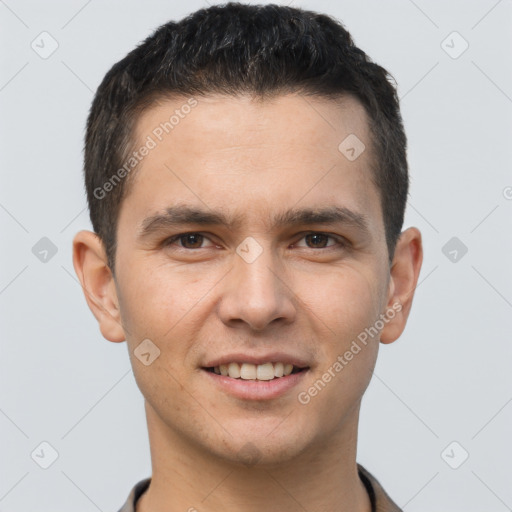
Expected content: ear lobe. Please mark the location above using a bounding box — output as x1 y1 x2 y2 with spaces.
72 230 126 343
380 227 423 344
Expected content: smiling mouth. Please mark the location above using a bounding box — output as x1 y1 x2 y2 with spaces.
203 362 309 381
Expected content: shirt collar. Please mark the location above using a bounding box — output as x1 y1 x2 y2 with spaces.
117 464 402 512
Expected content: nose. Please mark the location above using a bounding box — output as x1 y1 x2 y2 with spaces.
217 243 297 331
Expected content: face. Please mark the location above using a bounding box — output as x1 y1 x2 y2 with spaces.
75 92 421 467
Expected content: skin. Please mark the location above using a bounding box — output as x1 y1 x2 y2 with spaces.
73 92 422 512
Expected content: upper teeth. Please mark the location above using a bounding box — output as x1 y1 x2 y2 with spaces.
212 362 295 380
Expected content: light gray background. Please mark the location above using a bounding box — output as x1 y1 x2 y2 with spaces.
1 0 511 510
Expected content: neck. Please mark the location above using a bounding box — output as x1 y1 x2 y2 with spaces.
136 401 371 512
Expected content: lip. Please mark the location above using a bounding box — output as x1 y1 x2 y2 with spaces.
202 367 309 400
202 351 310 368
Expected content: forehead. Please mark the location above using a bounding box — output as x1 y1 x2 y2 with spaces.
121 92 382 232
133 92 372 164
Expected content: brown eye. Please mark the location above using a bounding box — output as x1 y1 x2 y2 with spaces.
294 232 342 249
304 233 330 248
164 232 215 250
177 233 205 248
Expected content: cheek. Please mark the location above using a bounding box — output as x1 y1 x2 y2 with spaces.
297 264 385 343
295 269 382 431
115 262 223 392
117 262 205 339
116 271 202 414
294 265 383 401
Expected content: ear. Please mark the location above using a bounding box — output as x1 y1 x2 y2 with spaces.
72 230 126 343
380 227 423 344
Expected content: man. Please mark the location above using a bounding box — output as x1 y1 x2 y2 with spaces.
72 2 422 511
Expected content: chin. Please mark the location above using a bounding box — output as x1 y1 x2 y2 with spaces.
208 424 313 468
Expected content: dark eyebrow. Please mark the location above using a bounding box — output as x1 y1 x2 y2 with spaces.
138 204 370 239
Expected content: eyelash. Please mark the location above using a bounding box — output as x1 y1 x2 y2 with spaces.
162 232 347 251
